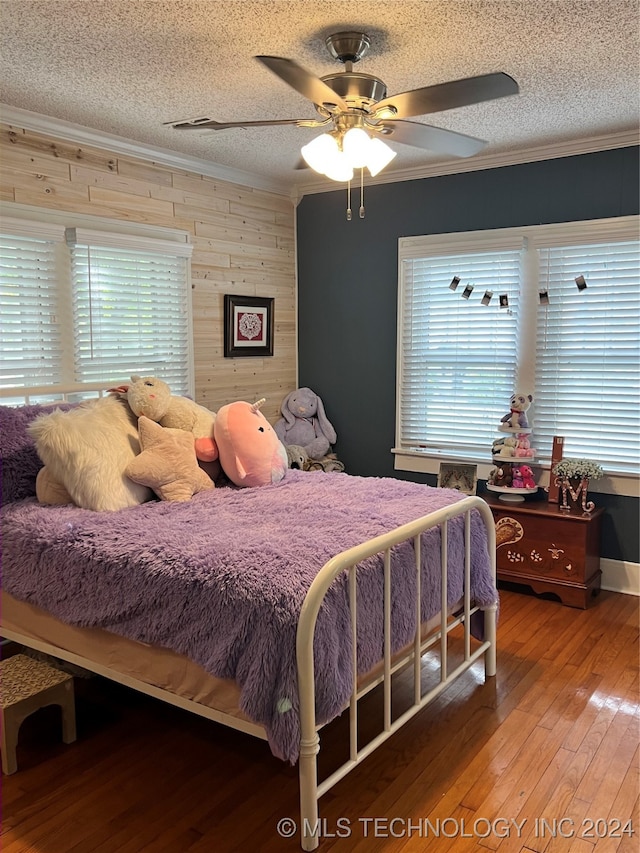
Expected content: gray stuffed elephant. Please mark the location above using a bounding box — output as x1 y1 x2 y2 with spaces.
274 387 337 460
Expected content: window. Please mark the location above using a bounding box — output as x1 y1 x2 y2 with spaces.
396 216 639 476
535 239 639 468
0 221 64 395
398 240 521 456
0 213 193 404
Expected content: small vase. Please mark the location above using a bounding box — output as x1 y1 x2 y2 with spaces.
557 476 596 514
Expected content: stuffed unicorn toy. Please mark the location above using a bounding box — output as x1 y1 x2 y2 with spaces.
214 399 287 488
110 375 218 462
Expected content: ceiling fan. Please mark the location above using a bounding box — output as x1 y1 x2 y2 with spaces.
166 31 519 177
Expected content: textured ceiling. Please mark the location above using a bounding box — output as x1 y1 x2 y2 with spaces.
1 1 638 192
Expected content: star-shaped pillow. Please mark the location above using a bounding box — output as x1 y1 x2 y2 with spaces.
125 416 214 502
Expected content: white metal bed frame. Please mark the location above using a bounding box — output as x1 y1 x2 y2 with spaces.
296 497 496 850
1 388 497 851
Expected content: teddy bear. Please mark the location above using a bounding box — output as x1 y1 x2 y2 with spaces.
488 464 513 487
500 392 533 431
492 436 518 457
273 387 337 461
285 444 309 470
110 375 218 463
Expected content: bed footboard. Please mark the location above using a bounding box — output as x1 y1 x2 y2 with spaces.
295 496 497 851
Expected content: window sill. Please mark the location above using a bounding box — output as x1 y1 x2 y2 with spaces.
392 448 640 498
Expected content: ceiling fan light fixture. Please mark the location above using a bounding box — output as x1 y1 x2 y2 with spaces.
171 31 520 197
301 133 354 181
322 152 354 183
302 129 395 182
301 133 339 171
342 127 372 168
366 137 397 176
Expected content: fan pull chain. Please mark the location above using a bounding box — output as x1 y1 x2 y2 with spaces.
346 180 352 220
359 168 365 218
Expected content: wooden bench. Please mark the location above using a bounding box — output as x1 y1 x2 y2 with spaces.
1 653 76 774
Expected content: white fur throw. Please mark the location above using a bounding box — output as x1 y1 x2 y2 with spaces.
28 396 153 511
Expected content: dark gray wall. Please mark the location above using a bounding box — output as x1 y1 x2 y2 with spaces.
296 147 639 562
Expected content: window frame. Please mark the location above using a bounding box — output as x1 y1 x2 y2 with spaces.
0 204 194 403
394 216 639 497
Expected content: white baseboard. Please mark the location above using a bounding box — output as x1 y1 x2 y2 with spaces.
601 558 640 596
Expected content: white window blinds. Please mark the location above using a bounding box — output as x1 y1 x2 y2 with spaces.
535 240 640 472
67 230 192 394
396 217 639 476
398 247 520 454
0 222 64 391
0 213 193 402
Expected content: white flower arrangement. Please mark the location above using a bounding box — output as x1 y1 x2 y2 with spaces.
553 458 604 480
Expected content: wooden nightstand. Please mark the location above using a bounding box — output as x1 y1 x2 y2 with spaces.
482 494 604 608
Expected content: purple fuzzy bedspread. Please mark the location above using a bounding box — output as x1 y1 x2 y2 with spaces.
1 470 496 762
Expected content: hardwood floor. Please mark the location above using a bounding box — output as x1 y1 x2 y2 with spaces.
2 588 638 852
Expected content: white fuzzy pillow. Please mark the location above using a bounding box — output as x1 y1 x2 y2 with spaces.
28 396 153 511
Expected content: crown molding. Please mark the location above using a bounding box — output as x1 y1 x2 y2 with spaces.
0 104 291 197
2 104 636 201
294 129 640 195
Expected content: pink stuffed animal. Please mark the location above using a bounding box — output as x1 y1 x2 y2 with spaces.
512 464 536 489
514 434 535 458
214 399 287 488
511 466 525 488
519 464 536 488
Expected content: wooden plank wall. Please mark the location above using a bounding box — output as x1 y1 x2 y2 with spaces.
0 123 297 424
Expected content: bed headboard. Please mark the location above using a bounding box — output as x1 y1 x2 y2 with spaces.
0 385 108 407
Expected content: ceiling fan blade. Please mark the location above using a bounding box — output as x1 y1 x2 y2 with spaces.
256 55 348 111
166 117 308 130
379 120 487 157
372 72 519 119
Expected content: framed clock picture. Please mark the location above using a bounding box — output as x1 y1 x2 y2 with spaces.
437 463 478 495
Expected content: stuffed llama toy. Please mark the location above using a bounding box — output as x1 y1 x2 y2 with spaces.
273 387 337 460
111 375 218 462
